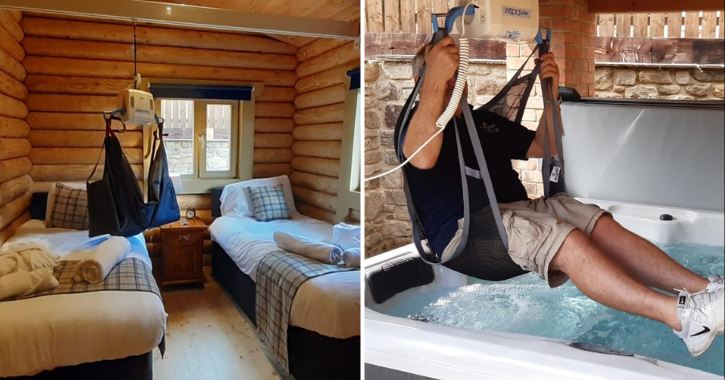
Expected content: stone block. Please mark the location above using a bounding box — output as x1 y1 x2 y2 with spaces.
385 189 408 205
474 95 494 107
365 191 385 220
638 70 672 84
491 65 508 78
657 84 681 95
366 232 383 247
384 149 399 165
474 77 504 95
675 71 690 85
394 206 410 220
384 104 403 128
686 83 711 96
624 85 658 99
595 91 624 99
594 68 612 90
469 64 492 76
714 84 724 99
365 62 380 82
376 81 400 100
364 96 377 109
382 62 413 80
365 148 383 164
401 80 415 89
365 136 380 150
691 69 724 82
612 85 626 92
365 109 381 129
381 168 401 188
614 70 637 85
380 130 394 147
381 220 412 239
664 95 694 100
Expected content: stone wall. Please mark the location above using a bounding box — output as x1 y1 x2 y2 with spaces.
364 59 546 257
165 140 230 174
594 66 724 100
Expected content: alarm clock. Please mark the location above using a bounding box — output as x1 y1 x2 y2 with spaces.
185 207 196 220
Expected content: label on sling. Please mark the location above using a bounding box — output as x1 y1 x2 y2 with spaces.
550 166 561 183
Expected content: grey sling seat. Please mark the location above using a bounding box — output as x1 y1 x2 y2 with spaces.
393 30 567 281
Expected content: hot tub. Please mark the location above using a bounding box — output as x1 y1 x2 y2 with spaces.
364 199 724 380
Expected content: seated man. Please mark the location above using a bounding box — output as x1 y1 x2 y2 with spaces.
402 36 724 356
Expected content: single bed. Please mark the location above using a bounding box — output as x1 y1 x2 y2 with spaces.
208 187 360 380
0 193 167 380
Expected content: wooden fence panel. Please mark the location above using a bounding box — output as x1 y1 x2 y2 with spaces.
649 14 666 38
419 0 432 34
432 0 448 14
615 14 631 37
701 11 718 37
598 14 615 37
684 12 700 38
400 0 416 32
669 12 684 38
384 0 401 32
632 14 649 37
366 0 384 33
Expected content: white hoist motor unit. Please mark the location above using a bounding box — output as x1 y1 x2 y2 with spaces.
117 88 156 126
455 0 540 42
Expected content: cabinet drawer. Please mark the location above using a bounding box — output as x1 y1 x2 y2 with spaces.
165 231 203 247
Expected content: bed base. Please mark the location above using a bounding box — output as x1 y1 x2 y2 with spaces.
212 242 360 380
6 352 153 380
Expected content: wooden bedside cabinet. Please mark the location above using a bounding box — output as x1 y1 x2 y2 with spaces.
159 218 207 287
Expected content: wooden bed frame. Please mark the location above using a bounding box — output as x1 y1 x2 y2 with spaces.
210 188 360 380
4 193 159 380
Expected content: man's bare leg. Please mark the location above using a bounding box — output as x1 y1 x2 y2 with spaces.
589 215 709 294
550 229 681 330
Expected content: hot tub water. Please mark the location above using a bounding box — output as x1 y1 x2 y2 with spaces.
385 243 725 376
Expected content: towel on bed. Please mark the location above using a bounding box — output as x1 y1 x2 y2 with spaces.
0 250 60 277
273 231 342 265
341 248 360 268
73 237 130 284
332 223 360 251
0 268 59 300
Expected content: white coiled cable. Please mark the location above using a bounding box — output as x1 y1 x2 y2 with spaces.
364 2 475 182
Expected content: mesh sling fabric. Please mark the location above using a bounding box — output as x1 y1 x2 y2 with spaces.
394 31 566 281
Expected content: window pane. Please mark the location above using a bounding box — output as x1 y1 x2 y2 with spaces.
161 99 194 175
205 104 232 172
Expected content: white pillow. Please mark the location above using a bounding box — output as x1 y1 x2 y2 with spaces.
220 175 297 218
332 222 360 251
45 182 86 225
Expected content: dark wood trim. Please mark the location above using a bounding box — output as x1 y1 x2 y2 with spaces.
365 32 506 60
589 0 724 13
596 37 725 65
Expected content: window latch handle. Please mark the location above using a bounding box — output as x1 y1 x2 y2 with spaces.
197 134 206 149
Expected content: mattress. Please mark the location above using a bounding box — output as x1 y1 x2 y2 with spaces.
0 220 167 377
209 215 360 339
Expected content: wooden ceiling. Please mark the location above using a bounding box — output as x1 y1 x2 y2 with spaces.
155 0 360 46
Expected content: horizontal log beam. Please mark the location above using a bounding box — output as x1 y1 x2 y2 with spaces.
292 141 342 159
29 164 143 181
293 103 345 125
0 115 29 138
255 102 296 118
295 61 359 94
29 180 142 193
30 147 144 164
0 92 28 118
24 75 131 95
21 17 133 42
297 38 349 62
289 171 338 195
0 192 31 231
295 202 335 223
0 157 32 183
28 112 138 131
254 133 294 148
254 118 295 133
290 156 340 178
256 87 297 103
588 0 724 12
295 84 347 110
0 10 23 41
291 185 337 212
137 44 298 71
176 194 212 210
22 37 134 61
0 23 24 61
139 63 298 87
0 137 31 160
253 148 293 163
253 163 292 178
296 42 358 78
0 68 27 100
292 123 343 141
26 94 116 113
28 130 142 147
0 174 31 208
0 210 29 246
24 56 135 78
0 48 26 81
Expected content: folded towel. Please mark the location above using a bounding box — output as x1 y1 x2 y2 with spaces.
0 268 59 300
273 231 342 265
73 237 130 284
332 223 360 251
341 248 360 268
0 249 59 277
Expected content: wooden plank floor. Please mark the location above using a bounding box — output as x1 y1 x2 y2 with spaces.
153 268 281 380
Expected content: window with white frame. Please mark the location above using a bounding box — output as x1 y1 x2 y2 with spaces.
158 99 240 179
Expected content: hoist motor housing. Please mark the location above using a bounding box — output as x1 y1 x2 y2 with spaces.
117 89 156 126
455 0 540 42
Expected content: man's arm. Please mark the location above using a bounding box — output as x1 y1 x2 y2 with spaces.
526 52 561 159
403 37 460 169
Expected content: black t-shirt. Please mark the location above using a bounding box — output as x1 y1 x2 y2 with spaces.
402 105 535 256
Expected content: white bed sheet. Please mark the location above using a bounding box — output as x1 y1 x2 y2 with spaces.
0 220 166 377
209 215 360 339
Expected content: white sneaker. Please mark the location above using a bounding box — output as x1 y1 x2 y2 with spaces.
673 287 724 356
706 274 724 292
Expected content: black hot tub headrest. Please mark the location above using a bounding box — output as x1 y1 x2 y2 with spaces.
366 255 435 304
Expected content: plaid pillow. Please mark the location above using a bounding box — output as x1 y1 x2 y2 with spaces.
48 183 89 230
248 184 290 222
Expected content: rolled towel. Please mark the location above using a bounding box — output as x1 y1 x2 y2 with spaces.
273 231 342 265
0 268 59 300
0 249 59 277
332 223 360 251
341 248 360 268
73 237 130 284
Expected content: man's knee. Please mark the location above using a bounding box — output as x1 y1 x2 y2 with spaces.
591 214 624 240
550 229 591 272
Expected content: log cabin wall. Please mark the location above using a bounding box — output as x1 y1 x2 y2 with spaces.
17 15 299 265
291 39 360 223
0 10 31 246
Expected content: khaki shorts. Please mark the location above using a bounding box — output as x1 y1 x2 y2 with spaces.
443 193 610 287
